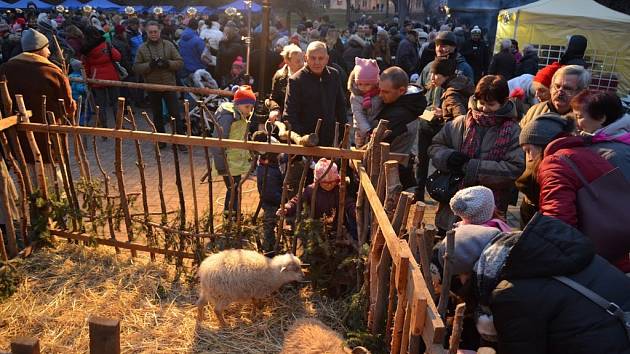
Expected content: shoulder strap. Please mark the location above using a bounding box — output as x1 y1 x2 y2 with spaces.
553 275 627 322
558 155 595 197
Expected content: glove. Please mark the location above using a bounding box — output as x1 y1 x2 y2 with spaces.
149 58 159 69
446 151 470 173
157 58 170 69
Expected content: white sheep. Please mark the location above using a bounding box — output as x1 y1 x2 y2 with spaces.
196 249 304 326
280 318 370 354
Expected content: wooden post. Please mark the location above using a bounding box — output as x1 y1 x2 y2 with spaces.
0 224 7 261
15 95 47 199
47 112 73 231
335 123 350 239
10 337 40 354
0 133 29 246
200 108 214 234
383 161 402 219
184 101 200 235
113 98 136 257
418 225 438 301
0 158 17 257
88 316 120 354
141 112 167 225
128 107 154 261
4 128 32 197
170 117 186 267
376 142 390 203
448 303 466 354
391 192 414 235
391 253 410 353
92 132 118 253
0 80 13 116
438 230 455 319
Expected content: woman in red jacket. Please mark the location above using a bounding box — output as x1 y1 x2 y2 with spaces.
82 26 121 127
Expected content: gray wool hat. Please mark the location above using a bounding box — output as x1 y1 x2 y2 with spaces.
519 112 575 146
21 29 49 52
450 186 496 225
435 31 456 46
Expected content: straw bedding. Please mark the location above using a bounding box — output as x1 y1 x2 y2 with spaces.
0 244 347 353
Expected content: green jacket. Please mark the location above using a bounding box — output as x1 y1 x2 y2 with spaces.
210 102 251 176
132 39 183 86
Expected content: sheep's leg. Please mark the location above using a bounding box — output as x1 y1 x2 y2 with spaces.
196 293 209 322
213 299 229 327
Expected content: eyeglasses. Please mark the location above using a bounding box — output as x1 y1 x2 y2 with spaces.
553 84 579 95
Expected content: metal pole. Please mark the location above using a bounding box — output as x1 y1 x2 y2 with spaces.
245 0 253 80
259 0 271 97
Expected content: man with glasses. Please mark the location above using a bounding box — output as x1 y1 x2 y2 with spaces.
520 65 591 128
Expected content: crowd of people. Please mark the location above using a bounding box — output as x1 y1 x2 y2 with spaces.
0 6 628 354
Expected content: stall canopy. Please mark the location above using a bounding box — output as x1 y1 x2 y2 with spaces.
117 4 144 13
218 0 262 13
62 0 86 9
1 0 52 9
147 5 176 14
185 5 211 15
496 0 630 93
87 0 120 10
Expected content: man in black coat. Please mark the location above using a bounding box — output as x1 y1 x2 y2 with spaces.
395 30 419 76
283 41 347 148
375 66 427 189
463 26 490 83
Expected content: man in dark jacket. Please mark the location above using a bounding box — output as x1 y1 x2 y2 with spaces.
515 45 539 76
395 29 419 76
375 66 427 189
477 214 630 354
463 26 489 83
283 41 347 148
489 39 516 81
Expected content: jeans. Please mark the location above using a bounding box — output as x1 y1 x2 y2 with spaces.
148 91 183 134
93 86 120 127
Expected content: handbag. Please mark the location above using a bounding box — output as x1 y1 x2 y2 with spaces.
559 156 630 262
106 42 128 80
426 170 464 204
554 275 630 341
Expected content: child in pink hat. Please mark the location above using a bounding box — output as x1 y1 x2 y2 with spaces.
348 57 383 147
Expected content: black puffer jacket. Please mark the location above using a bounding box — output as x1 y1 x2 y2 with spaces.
515 51 539 76
375 85 427 154
491 214 630 354
283 65 347 147
560 35 588 68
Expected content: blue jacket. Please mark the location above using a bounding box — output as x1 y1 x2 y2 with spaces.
179 28 206 75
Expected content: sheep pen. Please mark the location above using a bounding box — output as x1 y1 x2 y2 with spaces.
0 243 351 353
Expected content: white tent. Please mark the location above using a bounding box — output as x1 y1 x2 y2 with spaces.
496 0 630 93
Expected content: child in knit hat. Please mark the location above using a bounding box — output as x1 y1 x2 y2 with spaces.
210 85 257 217
222 56 247 88
449 185 512 232
277 158 357 239
348 57 383 147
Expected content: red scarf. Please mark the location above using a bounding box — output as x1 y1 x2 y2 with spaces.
461 108 517 161
362 87 379 110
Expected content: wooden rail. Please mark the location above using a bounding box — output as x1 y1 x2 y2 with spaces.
68 77 234 97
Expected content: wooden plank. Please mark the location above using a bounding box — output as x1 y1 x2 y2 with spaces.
10 337 40 354
448 303 466 354
69 76 234 97
0 115 17 132
50 230 196 259
18 122 408 163
88 316 120 354
438 230 455 320
390 254 410 353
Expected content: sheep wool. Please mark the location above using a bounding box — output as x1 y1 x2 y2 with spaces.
196 249 304 325
280 318 370 354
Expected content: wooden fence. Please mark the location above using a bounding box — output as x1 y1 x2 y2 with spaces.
0 86 468 352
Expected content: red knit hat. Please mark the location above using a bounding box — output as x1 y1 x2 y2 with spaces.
232 56 244 68
233 85 256 106
533 62 562 88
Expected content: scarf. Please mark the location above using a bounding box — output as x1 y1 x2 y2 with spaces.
362 87 379 110
461 108 517 161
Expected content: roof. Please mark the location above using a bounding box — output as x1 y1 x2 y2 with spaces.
502 0 630 23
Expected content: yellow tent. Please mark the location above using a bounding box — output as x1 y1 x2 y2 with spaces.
495 0 630 93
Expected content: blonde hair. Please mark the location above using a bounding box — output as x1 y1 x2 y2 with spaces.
280 44 303 61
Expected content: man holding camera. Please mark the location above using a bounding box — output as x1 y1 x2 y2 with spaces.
133 21 184 135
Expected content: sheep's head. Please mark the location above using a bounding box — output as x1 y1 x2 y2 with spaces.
272 253 304 282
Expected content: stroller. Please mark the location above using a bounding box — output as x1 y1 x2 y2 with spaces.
184 69 230 136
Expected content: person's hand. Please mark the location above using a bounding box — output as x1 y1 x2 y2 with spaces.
268 110 279 123
433 107 443 117
276 208 287 217
447 151 470 172
149 58 159 69
157 58 170 69
298 133 318 147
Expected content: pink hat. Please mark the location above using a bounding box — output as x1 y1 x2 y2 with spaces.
232 56 244 68
314 158 339 183
354 57 380 84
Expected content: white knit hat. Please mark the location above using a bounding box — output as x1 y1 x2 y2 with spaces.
450 186 495 225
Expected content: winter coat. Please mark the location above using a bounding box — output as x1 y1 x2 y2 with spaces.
429 99 524 230
283 65 347 147
342 35 367 74
560 35 588 67
267 65 291 114
328 38 347 73
395 37 419 76
489 214 630 354
111 35 132 73
420 53 474 108
210 102 251 176
515 51 539 76
133 39 183 86
488 50 516 80
348 69 384 135
199 21 223 51
464 39 490 83
519 100 556 127
0 52 76 163
83 40 122 86
178 27 206 76
127 29 143 64
375 85 427 155
216 38 245 86
418 41 435 77
0 33 21 63
440 75 474 121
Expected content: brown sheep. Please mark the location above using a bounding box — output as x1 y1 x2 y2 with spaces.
280 318 370 354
